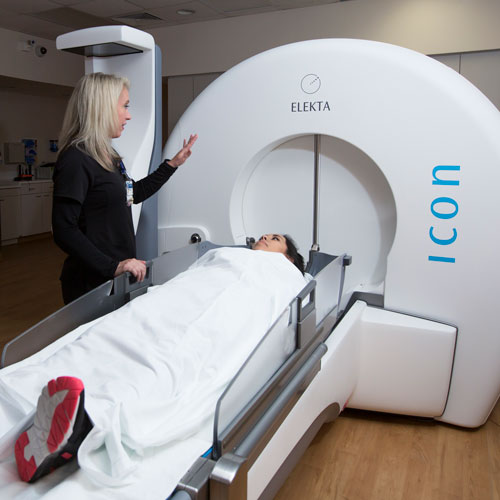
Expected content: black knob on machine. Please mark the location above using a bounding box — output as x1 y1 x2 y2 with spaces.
190 233 202 244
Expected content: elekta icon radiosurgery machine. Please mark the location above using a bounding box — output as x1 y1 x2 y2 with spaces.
2 25 500 500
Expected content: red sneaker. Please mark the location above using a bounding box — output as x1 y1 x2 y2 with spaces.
15 376 92 483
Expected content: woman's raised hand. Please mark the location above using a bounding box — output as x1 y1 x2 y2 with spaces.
167 134 198 168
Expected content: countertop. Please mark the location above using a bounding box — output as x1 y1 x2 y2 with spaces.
0 180 53 189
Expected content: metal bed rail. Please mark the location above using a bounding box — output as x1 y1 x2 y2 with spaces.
214 279 318 460
1 240 231 368
1 271 151 368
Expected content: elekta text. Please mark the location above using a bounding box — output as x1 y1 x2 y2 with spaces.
291 101 331 112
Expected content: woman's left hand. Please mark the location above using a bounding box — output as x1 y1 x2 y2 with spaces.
167 134 198 168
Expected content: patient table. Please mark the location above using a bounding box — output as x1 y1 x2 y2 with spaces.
2 241 351 500
2 24 500 499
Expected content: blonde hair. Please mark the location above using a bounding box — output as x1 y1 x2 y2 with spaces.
59 72 130 172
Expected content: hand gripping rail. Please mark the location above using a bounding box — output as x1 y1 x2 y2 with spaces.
173 251 351 500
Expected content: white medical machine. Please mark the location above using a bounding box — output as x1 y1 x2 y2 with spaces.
2 25 500 500
162 35 500 429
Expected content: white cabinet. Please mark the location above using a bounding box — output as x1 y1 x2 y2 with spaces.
20 181 53 237
0 186 21 244
0 181 53 242
21 192 43 236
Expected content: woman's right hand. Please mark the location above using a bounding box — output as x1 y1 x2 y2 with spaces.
167 134 198 168
115 258 147 281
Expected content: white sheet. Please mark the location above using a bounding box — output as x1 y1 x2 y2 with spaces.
0 247 306 499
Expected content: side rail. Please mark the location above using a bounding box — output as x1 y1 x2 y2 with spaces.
173 280 325 499
1 264 154 368
1 241 252 368
213 279 317 460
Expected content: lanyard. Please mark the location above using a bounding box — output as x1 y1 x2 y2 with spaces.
119 161 134 206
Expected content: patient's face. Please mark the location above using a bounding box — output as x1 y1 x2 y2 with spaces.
253 234 288 255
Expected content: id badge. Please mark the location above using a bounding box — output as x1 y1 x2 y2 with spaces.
126 180 134 206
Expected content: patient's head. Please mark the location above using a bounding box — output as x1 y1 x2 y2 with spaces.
253 234 305 274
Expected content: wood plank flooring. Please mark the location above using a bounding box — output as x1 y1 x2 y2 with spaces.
0 234 65 352
276 405 500 500
1 236 499 499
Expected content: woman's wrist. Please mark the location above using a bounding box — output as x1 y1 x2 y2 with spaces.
165 158 178 169
114 260 123 277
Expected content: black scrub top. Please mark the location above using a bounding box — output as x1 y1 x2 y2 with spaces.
52 145 176 302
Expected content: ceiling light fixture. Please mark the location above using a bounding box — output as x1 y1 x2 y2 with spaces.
176 9 195 15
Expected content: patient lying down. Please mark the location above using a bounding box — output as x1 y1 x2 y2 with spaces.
11 234 305 485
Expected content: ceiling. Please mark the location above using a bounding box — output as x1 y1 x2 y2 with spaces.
0 0 348 41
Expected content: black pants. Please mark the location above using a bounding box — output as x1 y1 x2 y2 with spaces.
60 258 107 305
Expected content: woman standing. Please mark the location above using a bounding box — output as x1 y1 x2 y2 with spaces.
52 72 197 304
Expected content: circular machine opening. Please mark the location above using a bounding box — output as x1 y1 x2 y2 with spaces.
241 135 397 290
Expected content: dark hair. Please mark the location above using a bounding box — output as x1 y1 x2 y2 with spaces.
284 235 305 274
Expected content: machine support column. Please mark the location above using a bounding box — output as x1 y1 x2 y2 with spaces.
311 134 321 252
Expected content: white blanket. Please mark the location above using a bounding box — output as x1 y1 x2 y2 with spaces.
0 247 306 499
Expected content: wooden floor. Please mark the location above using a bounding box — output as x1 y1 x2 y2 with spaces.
276 406 500 500
0 234 65 353
0 237 499 499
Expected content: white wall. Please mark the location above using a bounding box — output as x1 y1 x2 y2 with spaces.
150 0 500 77
433 50 500 110
0 27 82 86
0 90 68 182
